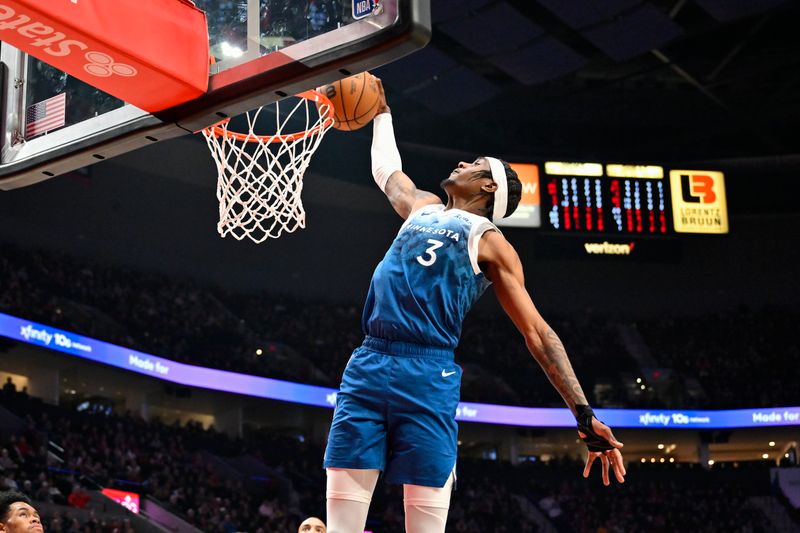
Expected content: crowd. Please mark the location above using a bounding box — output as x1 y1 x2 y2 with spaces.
2 242 799 409
636 308 800 408
2 383 785 532
0 243 624 408
0 387 309 532
531 462 771 532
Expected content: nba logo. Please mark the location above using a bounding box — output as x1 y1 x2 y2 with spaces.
353 0 379 19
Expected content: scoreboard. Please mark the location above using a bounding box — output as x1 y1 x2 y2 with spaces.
498 161 728 236
543 162 668 235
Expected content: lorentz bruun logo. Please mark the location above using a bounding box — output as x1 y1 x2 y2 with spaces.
679 173 716 204
669 170 728 234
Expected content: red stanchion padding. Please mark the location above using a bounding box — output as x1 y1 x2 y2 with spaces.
0 0 209 113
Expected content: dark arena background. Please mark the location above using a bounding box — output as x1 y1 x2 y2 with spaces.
1 1 800 532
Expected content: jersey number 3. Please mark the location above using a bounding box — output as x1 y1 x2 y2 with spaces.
416 239 444 267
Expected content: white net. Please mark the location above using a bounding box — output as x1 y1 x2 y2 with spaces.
202 91 334 243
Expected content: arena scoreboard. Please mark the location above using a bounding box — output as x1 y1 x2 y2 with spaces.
498 161 728 235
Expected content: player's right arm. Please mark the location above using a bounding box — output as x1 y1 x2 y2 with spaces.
371 77 440 219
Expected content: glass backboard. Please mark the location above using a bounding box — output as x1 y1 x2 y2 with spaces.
0 0 430 189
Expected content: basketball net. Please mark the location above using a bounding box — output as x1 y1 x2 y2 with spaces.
201 91 334 243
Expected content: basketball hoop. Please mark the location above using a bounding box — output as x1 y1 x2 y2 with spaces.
201 90 334 243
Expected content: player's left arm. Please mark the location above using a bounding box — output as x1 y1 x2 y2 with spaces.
371 77 441 219
478 230 626 486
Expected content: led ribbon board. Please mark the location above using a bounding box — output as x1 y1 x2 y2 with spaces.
2 312 796 429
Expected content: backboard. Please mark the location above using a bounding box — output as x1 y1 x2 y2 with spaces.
0 0 430 189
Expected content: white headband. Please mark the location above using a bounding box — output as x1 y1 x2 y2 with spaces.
485 156 508 221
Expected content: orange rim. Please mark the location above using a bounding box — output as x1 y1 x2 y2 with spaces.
204 90 335 143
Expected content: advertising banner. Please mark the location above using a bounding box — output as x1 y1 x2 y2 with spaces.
3 312 797 429
670 170 729 233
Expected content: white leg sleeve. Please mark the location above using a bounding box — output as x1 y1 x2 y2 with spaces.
326 468 379 533
403 472 454 533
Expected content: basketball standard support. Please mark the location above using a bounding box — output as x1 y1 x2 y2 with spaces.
0 0 209 112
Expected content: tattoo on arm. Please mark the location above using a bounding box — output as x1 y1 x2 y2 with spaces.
535 328 588 415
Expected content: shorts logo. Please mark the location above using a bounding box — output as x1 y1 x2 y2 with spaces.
84 51 137 78
441 369 456 377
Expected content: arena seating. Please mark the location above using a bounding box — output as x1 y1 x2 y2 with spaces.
1 387 787 532
2 243 799 410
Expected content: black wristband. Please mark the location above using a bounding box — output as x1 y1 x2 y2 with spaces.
575 404 614 452
575 404 595 426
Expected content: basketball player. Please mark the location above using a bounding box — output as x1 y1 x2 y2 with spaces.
0 491 43 533
323 78 626 533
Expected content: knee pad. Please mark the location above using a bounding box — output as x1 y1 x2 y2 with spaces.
403 471 454 510
326 468 379 504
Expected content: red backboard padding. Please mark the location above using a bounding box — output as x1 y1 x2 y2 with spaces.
0 0 209 112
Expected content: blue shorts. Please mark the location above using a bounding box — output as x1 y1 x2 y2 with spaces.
324 336 462 487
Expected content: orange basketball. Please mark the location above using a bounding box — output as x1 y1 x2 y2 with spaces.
317 72 381 131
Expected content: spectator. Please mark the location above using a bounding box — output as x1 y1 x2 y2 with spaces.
2 378 16 395
298 516 326 532
66 484 90 510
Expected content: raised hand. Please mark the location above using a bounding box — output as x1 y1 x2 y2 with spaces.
372 75 391 115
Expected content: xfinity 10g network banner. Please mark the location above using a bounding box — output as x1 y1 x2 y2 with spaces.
2 312 797 430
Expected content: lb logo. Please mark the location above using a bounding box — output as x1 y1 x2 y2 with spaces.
84 51 137 78
669 170 728 234
679 173 716 204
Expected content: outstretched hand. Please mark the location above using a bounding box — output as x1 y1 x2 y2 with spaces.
580 417 626 486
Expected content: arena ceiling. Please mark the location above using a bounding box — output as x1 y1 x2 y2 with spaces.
374 0 800 163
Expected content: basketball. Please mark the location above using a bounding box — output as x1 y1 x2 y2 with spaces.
317 72 381 131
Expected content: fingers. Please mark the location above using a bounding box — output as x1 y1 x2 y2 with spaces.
371 74 390 115
582 453 597 478
600 453 610 486
583 450 626 486
610 449 627 483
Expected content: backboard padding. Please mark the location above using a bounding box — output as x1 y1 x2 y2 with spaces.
0 0 431 190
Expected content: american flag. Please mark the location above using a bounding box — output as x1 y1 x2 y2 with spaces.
25 92 67 139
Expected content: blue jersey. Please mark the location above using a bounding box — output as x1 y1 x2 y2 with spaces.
361 204 499 349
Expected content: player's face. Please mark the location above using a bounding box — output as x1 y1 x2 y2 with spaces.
440 158 493 193
1 502 43 533
298 517 326 533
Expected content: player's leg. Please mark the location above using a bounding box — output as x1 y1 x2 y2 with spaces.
324 347 391 532
403 472 454 533
326 467 380 533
